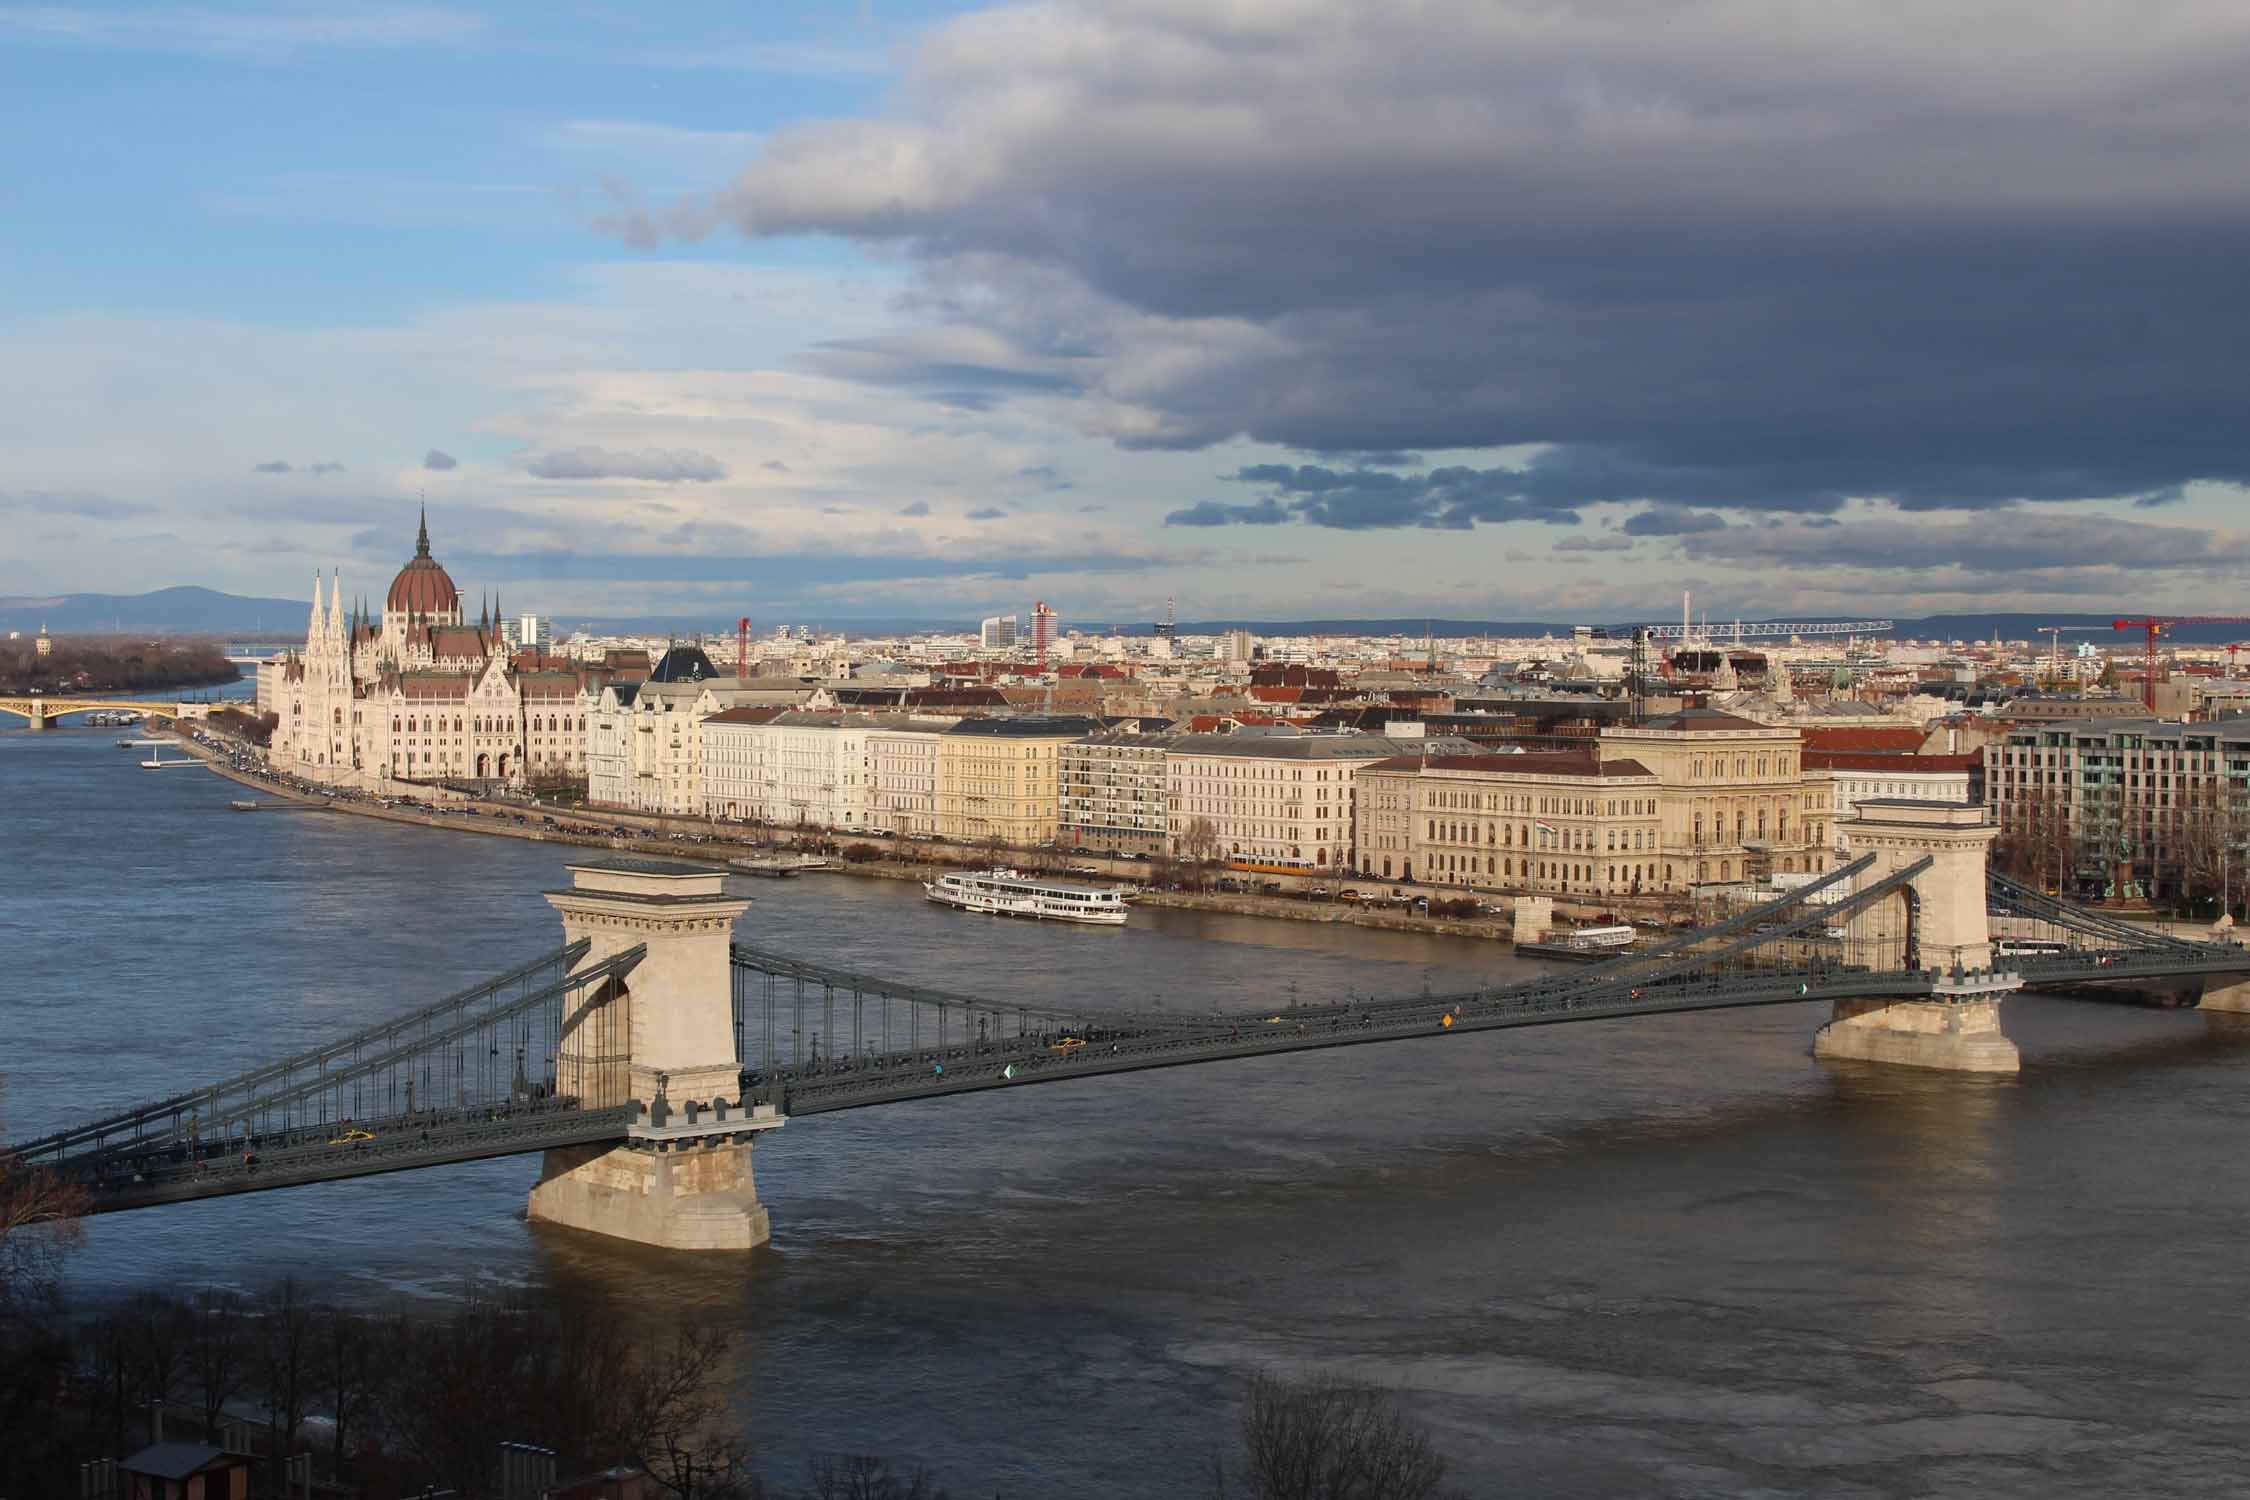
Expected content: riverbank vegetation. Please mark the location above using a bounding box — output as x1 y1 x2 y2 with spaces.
0 634 240 695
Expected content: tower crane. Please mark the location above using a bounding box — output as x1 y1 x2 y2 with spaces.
2110 617 2250 710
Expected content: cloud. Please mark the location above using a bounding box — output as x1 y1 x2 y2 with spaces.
1553 535 1634 554
763 460 791 473
964 505 1007 519
523 445 728 483
1017 464 1073 490
896 501 931 517
1164 496 1287 527
310 461 345 475
645 0 2250 516
0 488 156 520
1167 463 1592 530
1675 512 2249 579
423 449 459 471
1622 507 1729 537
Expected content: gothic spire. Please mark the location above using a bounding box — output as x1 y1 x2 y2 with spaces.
416 502 431 559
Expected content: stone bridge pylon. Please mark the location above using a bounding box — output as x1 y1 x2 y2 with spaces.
526 859 783 1250
1813 801 2022 1074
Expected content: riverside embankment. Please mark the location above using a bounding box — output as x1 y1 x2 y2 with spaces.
175 731 1542 943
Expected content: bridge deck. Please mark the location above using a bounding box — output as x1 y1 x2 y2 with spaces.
72 1101 632 1215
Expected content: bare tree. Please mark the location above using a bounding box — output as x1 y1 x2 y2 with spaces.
1207 1371 1458 1500
257 1276 317 1458
808 1453 946 1499
618 1325 760 1499
125 1289 190 1426
1180 817 1222 889
313 1302 376 1473
186 1286 250 1443
0 1149 86 1325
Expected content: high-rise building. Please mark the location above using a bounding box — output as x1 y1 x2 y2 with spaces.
980 615 1019 652
1218 628 1255 663
505 614 552 653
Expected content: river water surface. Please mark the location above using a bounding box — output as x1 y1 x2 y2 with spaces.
4 716 2248 1496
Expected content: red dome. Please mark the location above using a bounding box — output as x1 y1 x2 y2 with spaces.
386 510 460 617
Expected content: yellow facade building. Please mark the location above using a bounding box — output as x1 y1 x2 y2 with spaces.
936 716 1100 846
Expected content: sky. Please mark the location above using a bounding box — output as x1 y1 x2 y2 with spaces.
3 0 2248 629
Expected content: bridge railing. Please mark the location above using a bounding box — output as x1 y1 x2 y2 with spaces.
10 939 622 1164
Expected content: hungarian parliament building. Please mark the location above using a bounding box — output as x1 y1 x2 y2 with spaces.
260 513 614 788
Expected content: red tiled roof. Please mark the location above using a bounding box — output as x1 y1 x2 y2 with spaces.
1800 725 1928 752
1805 751 1978 772
1367 752 1656 778
704 705 792 725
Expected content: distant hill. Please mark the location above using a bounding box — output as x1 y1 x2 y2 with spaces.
5 590 2239 645
0 586 311 637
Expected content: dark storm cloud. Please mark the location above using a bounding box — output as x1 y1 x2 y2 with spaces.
1623 507 1730 537
423 449 459 471
1677 513 2247 575
664 0 2250 515
1164 496 1288 526
1168 463 1585 530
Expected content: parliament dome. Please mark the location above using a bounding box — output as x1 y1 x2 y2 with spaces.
386 509 461 618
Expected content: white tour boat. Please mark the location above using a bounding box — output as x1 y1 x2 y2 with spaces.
924 868 1130 925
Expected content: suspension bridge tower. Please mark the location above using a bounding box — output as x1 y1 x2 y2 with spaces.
1814 801 2023 1073
526 859 782 1250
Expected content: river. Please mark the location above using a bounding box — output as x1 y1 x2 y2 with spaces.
4 712 2248 1496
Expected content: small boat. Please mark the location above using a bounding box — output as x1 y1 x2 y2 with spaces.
229 800 263 811
924 868 1130 925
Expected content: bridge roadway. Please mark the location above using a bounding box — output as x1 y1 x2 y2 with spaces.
70 1101 632 1214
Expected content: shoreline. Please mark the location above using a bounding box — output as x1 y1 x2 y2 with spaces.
173 733 1538 944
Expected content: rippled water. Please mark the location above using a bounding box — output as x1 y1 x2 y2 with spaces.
6 714 2249 1496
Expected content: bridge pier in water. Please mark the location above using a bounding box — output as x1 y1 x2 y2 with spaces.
527 860 783 1251
1813 801 2023 1074
2198 975 2250 1013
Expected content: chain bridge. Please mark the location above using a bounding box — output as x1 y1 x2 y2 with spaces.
13 802 2250 1251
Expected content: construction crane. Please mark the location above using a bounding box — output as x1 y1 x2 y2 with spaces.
2110 617 2250 710
1629 619 1892 641
2226 643 2250 680
1590 619 1892 723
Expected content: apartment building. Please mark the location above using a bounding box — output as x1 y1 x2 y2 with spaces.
1988 717 2250 901
1165 730 1393 870
937 716 1101 846
583 646 814 814
1058 730 1180 854
1357 753 1664 895
866 720 946 836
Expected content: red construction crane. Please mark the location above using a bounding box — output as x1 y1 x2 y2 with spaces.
2226 643 2250 680
737 617 751 680
2110 617 2250 709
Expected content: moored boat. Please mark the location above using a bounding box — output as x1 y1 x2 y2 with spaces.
924 868 1130 925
